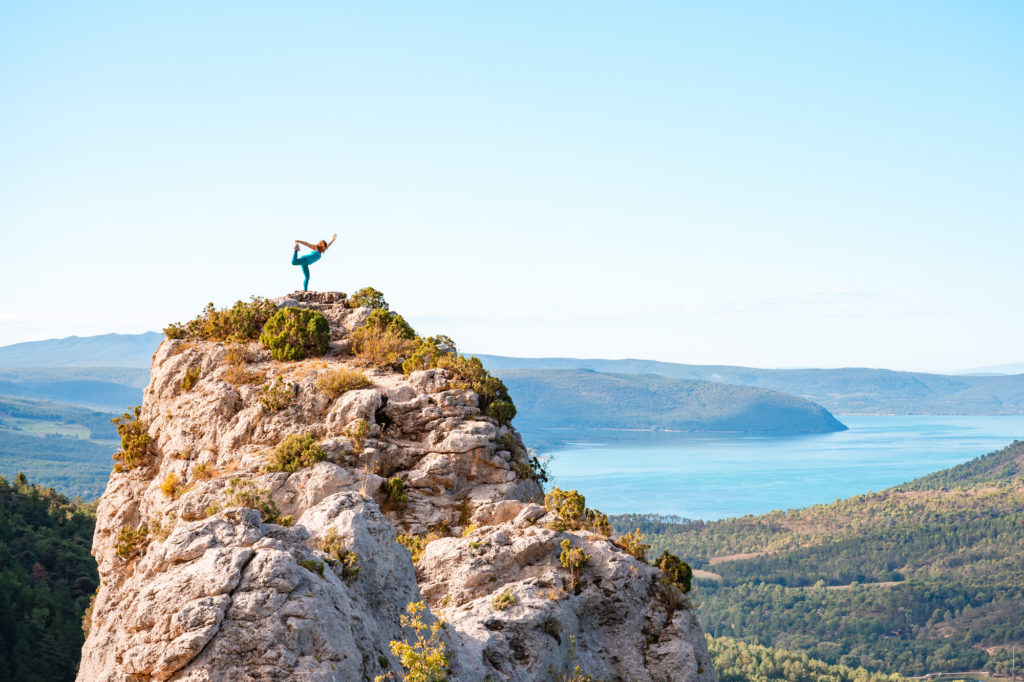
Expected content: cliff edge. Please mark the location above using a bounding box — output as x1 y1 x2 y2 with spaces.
78 291 716 681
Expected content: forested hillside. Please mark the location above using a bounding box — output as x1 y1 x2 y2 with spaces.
613 441 1024 677
708 636 902 682
897 439 1024 490
0 474 98 681
0 397 118 499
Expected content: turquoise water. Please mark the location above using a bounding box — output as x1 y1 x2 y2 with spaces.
530 415 1024 520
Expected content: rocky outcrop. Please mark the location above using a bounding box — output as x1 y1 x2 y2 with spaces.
78 291 716 681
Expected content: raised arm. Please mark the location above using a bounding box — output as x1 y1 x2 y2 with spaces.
324 233 337 250
295 240 317 250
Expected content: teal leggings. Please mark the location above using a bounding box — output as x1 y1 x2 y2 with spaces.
292 250 322 291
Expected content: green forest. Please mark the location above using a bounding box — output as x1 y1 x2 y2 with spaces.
0 397 117 499
708 635 903 682
613 440 1024 677
0 474 98 681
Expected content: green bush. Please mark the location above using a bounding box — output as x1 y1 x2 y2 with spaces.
614 529 651 562
317 528 360 583
348 301 516 427
492 590 517 611
260 377 295 411
259 307 330 361
529 454 551 486
115 525 149 560
396 533 429 563
225 478 292 526
401 335 457 374
111 406 152 472
317 367 373 399
544 487 611 536
349 286 389 310
299 558 325 577
345 418 370 453
382 601 449 682
266 434 326 473
402 348 517 426
179 366 201 393
386 476 409 504
165 297 277 342
351 309 419 369
431 354 516 426
160 472 187 499
559 539 590 591
656 550 692 594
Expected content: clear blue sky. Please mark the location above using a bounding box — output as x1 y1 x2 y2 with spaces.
2 2 1021 372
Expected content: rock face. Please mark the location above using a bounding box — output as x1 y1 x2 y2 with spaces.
79 291 717 682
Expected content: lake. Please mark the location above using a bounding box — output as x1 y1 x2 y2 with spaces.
527 415 1024 520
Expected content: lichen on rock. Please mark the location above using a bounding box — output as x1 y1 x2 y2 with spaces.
78 290 716 681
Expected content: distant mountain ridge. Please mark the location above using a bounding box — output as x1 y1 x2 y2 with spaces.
479 355 1024 415
954 362 1024 376
502 368 846 434
0 332 162 368
0 333 846 435
0 333 158 410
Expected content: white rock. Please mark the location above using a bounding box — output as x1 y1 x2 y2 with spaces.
78 294 715 682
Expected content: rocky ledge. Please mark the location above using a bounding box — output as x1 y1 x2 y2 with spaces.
78 291 716 682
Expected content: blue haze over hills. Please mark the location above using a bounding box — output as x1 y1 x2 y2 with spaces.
477 355 1024 416
2 333 1024 418
0 333 846 435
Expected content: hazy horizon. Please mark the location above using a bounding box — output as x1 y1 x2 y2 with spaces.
3 3 1022 373
2 327 1022 377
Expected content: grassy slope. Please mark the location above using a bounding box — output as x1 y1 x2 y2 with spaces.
502 368 847 434
612 441 1024 677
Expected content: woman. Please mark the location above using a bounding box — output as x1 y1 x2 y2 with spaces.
292 234 337 291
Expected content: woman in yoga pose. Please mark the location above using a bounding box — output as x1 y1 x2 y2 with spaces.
292 234 337 291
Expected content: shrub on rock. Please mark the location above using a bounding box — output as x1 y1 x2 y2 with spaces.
349 286 389 310
260 307 330 361
165 297 277 342
429 354 516 426
316 367 372 399
544 487 611 536
614 529 651 562
267 434 326 473
351 309 419 369
111 406 152 472
656 551 693 594
260 377 296 411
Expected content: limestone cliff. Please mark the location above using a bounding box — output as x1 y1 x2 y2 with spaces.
78 291 716 681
